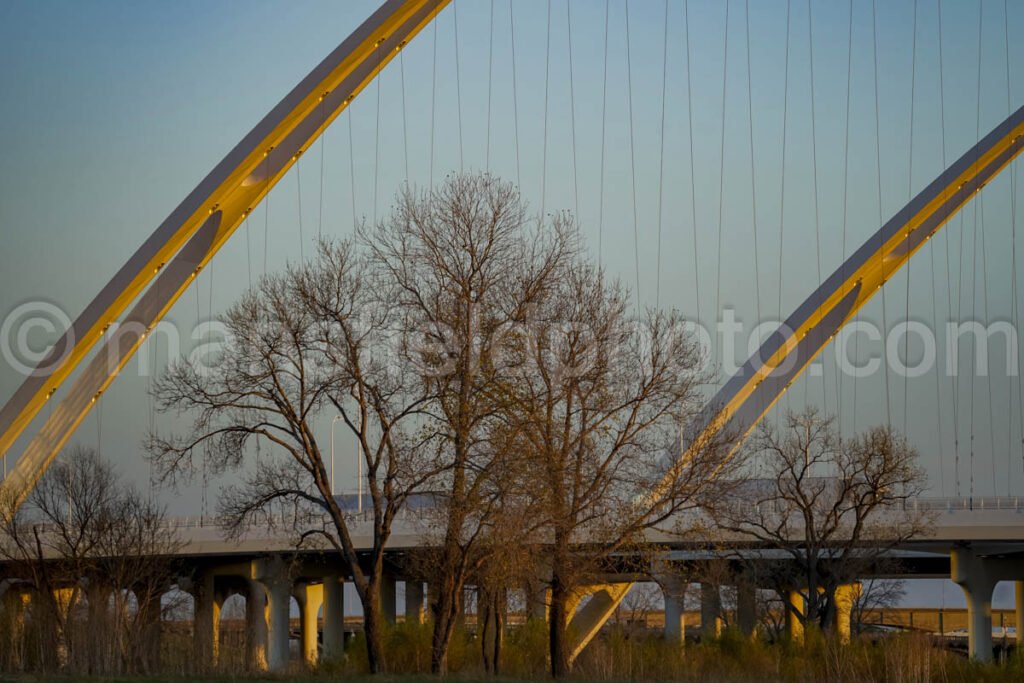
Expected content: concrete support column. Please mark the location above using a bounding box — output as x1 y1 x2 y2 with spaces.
653 570 687 648
406 580 425 625
135 588 164 673
700 583 722 639
951 546 997 662
381 573 397 624
294 583 324 667
527 585 551 622
834 583 862 644
427 582 439 622
264 579 292 672
785 590 805 644
736 582 757 638
456 586 469 630
962 583 995 663
85 581 112 674
322 576 345 661
1016 582 1024 644
663 589 686 647
251 557 293 672
2 588 31 671
245 579 268 671
51 586 76 668
191 573 219 671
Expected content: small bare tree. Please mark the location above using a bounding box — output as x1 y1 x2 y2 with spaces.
499 259 732 676
0 446 179 674
148 240 438 674
851 577 906 634
715 408 931 634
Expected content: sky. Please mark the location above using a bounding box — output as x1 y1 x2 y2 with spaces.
1 0 1023 608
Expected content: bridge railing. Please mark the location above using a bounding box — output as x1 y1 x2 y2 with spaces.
22 495 1003 536
899 497 1024 513
152 506 431 532
715 496 1024 516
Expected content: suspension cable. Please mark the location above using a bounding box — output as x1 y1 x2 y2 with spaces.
541 0 552 216
684 0 701 328
1007 0 1024 491
373 40 382 225
485 0 494 172
625 0 641 308
807 0 825 412
937 0 961 497
928 0 945 495
429 18 438 189
714 0 731 338
263 153 271 275
871 0 893 427
656 0 669 308
903 0 918 436
318 94 326 238
296 158 305 260
980 192 996 496
968 0 983 502
743 0 764 416
566 0 580 222
348 111 358 230
509 0 522 189
838 0 853 438
453 0 464 173
778 0 791 416
598 0 610 262
400 49 410 182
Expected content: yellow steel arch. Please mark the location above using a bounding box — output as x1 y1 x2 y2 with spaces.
679 104 1024 469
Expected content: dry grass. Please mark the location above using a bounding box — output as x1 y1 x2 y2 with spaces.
4 620 1024 682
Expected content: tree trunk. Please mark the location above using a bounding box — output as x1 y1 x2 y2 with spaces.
492 588 505 676
820 585 837 634
430 478 469 675
361 575 387 675
548 572 572 678
479 587 494 674
429 559 461 675
430 596 457 674
548 590 570 677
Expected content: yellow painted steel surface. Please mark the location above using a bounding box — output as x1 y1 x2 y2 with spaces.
680 105 1024 471
0 0 450 506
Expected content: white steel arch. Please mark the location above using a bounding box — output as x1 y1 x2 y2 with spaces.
0 0 451 507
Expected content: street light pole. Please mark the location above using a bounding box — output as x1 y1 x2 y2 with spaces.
356 430 363 514
329 413 363 514
330 415 343 495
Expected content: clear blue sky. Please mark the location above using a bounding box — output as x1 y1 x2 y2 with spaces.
0 0 1021 576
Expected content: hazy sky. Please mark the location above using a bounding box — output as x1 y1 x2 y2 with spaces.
0 1 1022 609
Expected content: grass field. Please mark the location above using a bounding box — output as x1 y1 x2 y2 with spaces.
5 611 1024 682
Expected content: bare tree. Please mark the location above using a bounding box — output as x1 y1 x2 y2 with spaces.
851 577 906 634
499 259 732 676
715 408 931 634
614 583 663 635
362 173 577 674
471 485 543 676
148 239 437 674
0 446 179 674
